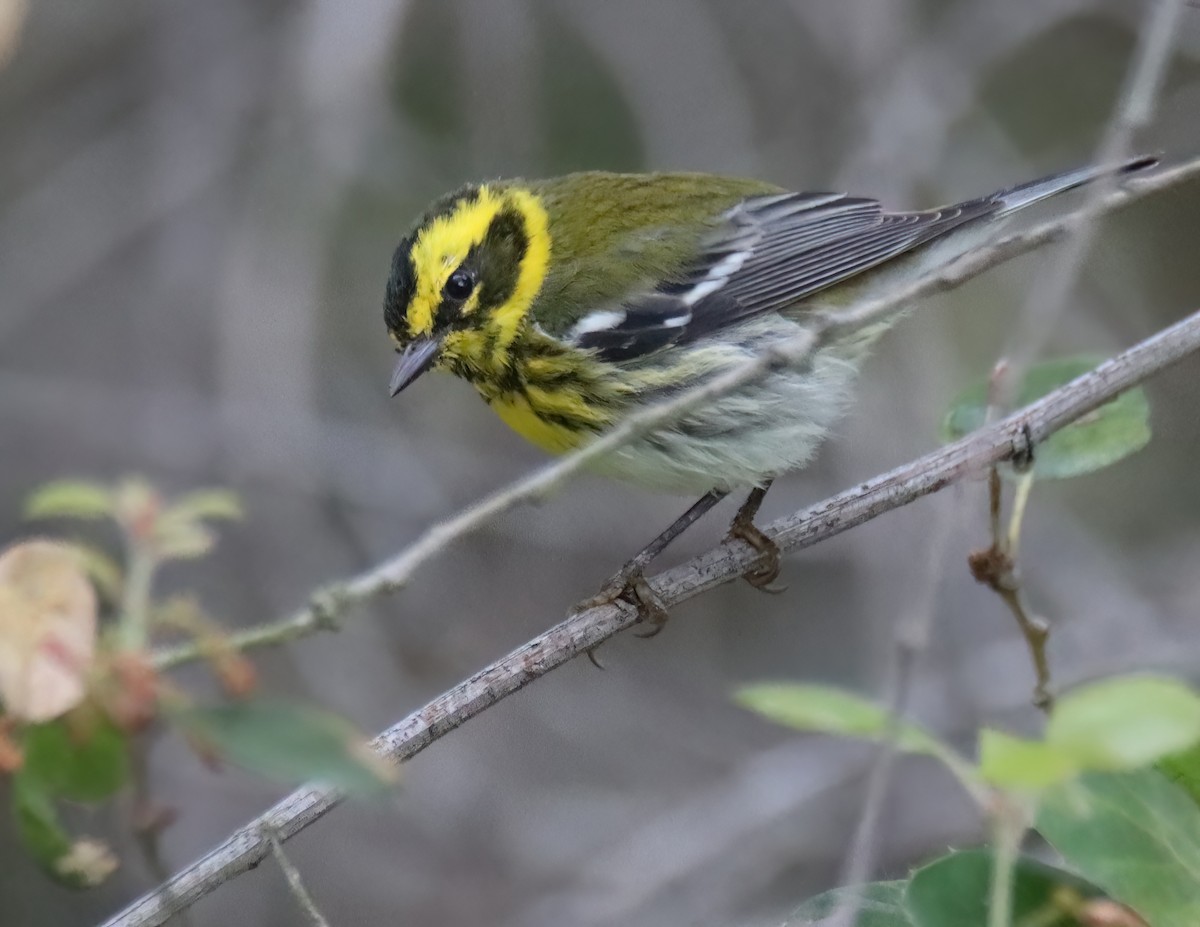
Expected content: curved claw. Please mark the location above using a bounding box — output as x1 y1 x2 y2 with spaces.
743 559 781 589
576 566 671 639
728 519 784 593
626 574 670 631
585 647 607 670
745 567 784 593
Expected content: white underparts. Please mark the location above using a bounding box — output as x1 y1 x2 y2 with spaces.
584 314 883 494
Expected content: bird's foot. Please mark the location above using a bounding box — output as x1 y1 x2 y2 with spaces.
727 516 785 593
576 563 670 636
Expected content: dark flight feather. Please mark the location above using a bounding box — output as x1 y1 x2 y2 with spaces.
572 190 997 362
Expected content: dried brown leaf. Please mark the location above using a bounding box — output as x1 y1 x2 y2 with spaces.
0 541 98 721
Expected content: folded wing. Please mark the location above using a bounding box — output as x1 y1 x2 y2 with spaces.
567 190 996 363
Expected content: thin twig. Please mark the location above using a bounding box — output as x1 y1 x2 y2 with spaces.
102 306 1200 927
968 487 1055 714
151 154 1200 672
128 737 189 927
826 490 963 927
973 0 1184 713
266 829 332 927
972 454 1054 711
1001 0 1184 393
977 366 1054 709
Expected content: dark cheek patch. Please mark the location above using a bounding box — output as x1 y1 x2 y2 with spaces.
477 207 528 313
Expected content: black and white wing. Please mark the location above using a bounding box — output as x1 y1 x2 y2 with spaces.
567 190 996 363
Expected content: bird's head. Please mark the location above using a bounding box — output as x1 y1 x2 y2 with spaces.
383 183 551 394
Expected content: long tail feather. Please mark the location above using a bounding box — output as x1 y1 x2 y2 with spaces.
991 153 1158 215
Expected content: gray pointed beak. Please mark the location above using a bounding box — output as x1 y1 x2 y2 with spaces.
389 336 442 396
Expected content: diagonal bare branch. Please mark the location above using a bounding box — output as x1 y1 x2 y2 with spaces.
105 302 1200 927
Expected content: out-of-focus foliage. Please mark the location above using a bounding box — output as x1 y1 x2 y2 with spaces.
2 478 391 889
13 717 127 889
0 541 96 722
1038 770 1200 926
940 356 1153 481
744 673 1200 925
178 699 397 794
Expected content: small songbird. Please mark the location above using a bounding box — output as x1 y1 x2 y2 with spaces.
383 156 1156 628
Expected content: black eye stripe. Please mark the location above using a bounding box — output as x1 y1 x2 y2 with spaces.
384 235 418 336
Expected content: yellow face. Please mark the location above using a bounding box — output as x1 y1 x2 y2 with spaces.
384 184 551 395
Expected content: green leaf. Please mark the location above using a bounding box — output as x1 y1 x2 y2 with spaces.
167 489 242 523
735 684 942 756
13 777 71 867
12 777 118 888
1159 742 1200 807
904 849 1103 927
178 699 397 795
785 881 912 926
940 356 1151 480
25 481 113 520
153 491 239 560
14 777 77 885
153 519 215 560
1038 769 1200 925
21 718 129 803
978 729 1080 790
1046 675 1200 770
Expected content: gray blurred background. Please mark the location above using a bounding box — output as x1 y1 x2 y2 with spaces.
2 1 1200 925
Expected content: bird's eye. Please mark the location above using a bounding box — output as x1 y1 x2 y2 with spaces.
444 269 476 301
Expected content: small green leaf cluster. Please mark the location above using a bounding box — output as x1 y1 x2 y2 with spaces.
2 477 396 888
791 852 1108 927
738 675 1200 926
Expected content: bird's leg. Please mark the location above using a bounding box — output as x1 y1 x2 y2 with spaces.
727 479 785 592
577 489 728 635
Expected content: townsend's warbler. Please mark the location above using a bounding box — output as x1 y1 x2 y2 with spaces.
383 157 1155 626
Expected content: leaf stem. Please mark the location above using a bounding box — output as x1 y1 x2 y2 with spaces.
266 828 331 927
988 803 1024 927
1007 472 1035 558
970 466 1053 712
118 547 158 651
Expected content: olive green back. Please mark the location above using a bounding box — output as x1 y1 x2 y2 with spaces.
518 172 782 335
